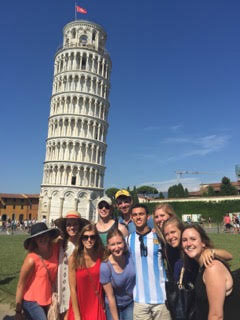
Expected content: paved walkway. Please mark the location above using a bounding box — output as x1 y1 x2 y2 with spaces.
0 304 15 320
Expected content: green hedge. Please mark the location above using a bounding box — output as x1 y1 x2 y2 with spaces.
144 200 240 222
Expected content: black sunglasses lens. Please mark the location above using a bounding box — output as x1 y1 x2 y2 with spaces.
82 235 96 241
98 202 110 210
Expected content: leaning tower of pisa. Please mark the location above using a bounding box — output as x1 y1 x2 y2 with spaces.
38 20 112 223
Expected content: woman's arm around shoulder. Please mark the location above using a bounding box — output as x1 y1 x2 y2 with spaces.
68 255 81 320
15 255 35 318
201 248 232 267
203 260 230 320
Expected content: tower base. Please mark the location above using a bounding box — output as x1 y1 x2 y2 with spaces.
38 186 103 224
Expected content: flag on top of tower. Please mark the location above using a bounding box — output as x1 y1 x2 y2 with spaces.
76 5 87 14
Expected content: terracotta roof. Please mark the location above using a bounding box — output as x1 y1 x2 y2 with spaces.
0 193 39 199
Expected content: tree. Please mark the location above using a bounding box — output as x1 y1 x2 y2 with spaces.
207 186 215 197
168 183 187 198
159 192 165 199
105 187 119 201
184 188 189 197
130 186 139 205
220 176 238 196
136 185 158 195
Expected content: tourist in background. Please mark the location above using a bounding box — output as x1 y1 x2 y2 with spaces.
68 224 106 320
96 196 128 246
182 224 240 320
55 211 89 320
15 222 60 320
100 229 135 320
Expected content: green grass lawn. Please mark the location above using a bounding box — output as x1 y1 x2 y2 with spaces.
0 234 27 305
0 233 239 305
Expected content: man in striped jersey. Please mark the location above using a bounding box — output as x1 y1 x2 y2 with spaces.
128 204 171 320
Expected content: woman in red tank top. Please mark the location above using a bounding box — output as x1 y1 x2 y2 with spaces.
68 224 106 320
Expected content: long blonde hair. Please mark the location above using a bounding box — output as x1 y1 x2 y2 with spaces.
72 224 105 269
153 203 176 243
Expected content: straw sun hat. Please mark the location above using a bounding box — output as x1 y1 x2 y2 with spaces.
54 210 90 232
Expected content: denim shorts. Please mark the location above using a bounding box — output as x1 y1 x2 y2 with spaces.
106 301 133 320
22 300 48 320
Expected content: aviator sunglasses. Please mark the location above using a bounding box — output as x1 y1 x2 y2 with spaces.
82 235 97 241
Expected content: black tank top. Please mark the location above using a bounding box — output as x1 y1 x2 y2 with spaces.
195 260 240 320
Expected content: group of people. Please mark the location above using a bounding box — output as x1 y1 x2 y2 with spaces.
15 189 240 320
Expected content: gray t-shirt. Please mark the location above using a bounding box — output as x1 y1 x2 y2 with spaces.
100 254 135 307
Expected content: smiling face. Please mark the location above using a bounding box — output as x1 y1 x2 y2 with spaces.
107 235 125 258
66 218 80 238
131 207 148 230
116 196 132 216
81 231 97 250
182 228 206 260
154 208 170 229
98 201 111 219
163 222 181 248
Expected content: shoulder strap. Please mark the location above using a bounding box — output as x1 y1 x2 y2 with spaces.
178 267 185 288
38 255 55 292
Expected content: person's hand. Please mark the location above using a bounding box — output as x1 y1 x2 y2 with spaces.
201 248 215 267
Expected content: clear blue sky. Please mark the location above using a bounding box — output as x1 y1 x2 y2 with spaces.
1 0 240 193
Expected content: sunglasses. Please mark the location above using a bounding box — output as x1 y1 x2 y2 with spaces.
98 202 110 210
139 235 148 257
82 235 97 241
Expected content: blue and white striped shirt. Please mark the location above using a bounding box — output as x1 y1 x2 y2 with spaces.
128 231 167 304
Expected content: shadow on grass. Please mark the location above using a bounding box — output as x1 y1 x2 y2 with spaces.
0 277 16 285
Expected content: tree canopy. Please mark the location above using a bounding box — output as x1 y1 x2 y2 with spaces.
168 183 189 198
136 185 158 195
220 176 238 196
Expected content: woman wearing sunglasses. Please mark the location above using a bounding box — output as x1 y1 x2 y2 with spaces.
96 197 128 246
100 229 135 320
68 224 106 320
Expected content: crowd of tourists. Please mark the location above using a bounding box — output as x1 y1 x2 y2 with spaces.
14 189 240 320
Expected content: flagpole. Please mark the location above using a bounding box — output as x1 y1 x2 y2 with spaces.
75 0 77 20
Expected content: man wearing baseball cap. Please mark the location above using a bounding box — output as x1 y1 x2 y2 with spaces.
115 189 136 233
115 189 154 234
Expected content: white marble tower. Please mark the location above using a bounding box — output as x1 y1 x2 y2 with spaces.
38 20 111 223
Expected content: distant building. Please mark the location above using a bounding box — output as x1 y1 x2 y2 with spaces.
199 181 240 196
0 194 39 222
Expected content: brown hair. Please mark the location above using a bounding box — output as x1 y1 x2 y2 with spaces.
72 224 105 269
181 223 213 249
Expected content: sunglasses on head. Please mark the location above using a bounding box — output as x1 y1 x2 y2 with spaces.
82 235 97 241
98 202 110 210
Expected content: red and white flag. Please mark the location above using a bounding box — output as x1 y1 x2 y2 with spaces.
76 5 87 14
